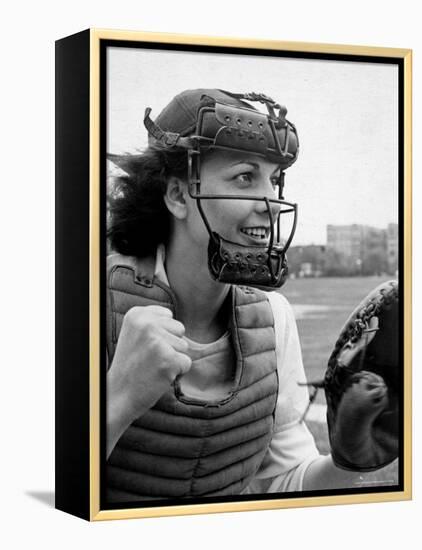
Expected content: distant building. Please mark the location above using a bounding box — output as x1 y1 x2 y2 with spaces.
361 226 388 275
289 223 397 277
387 223 399 274
326 224 364 264
326 223 394 275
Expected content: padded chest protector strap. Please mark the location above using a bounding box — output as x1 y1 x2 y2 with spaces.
106 253 176 362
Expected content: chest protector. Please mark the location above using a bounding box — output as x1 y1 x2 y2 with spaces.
106 254 279 503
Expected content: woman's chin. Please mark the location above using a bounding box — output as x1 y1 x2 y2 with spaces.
237 235 270 248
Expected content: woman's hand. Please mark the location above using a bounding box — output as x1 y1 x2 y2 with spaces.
106 305 192 457
328 316 398 470
331 370 394 468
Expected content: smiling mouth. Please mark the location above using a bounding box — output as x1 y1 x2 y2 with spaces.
240 226 270 240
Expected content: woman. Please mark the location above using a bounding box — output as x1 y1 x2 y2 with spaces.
105 89 391 503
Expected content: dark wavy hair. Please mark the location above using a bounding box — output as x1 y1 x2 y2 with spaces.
107 145 188 257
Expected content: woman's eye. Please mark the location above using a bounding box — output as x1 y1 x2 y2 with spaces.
234 173 253 185
233 172 280 190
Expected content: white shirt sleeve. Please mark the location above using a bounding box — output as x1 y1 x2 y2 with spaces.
244 291 320 494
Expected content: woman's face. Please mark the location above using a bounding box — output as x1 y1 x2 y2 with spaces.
184 149 283 250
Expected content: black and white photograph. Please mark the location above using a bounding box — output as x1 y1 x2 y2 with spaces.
4 0 421 543
102 38 406 512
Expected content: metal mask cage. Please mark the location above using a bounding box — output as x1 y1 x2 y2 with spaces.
187 148 298 286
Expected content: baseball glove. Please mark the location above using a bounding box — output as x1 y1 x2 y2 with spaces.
323 280 400 471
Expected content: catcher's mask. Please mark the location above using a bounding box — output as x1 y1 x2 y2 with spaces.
144 89 299 290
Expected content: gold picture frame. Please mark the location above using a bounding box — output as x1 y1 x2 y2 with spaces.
55 28 412 521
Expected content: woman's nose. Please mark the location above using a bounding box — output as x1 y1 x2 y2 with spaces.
253 183 281 218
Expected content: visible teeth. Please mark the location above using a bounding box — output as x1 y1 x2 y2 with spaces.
241 227 267 238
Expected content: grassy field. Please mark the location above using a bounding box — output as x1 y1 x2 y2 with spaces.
280 276 399 485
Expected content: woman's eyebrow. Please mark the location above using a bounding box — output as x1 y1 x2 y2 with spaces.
229 161 259 169
227 161 280 177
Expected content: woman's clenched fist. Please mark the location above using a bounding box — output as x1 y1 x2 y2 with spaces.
106 305 192 457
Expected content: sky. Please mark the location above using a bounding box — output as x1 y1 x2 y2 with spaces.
107 46 398 245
